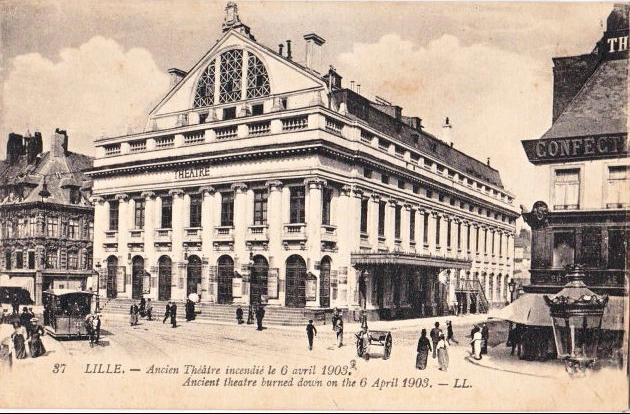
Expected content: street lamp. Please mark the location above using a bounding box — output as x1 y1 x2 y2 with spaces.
508 279 517 303
94 262 102 313
544 264 608 376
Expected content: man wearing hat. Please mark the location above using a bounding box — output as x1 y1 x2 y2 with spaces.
163 301 172 324
92 314 101 345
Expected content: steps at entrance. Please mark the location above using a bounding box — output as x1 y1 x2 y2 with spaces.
98 298 326 326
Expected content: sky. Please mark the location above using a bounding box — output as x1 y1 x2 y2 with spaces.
0 0 617 217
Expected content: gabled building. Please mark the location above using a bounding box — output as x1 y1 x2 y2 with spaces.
0 129 94 305
516 3 628 361
89 2 518 319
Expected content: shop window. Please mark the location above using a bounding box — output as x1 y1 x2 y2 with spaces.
553 168 580 210
552 231 575 268
579 227 601 267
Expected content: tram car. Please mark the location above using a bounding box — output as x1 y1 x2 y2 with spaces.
43 289 94 339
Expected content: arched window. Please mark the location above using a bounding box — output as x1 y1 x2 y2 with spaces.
193 59 216 108
219 49 243 103
247 54 270 99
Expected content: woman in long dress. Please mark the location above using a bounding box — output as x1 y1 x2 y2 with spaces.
436 334 449 371
11 322 27 359
471 328 483 360
416 329 431 370
28 318 46 358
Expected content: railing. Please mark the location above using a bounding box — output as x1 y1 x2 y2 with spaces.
248 121 271 137
184 227 201 240
214 226 234 239
129 140 146 153
154 229 172 240
155 135 175 149
283 223 307 240
281 116 308 132
184 131 205 145
104 144 121 156
325 117 343 135
246 225 269 240
321 224 337 241
129 229 144 239
215 125 238 140
104 230 118 239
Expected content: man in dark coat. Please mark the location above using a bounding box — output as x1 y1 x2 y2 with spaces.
236 307 244 324
11 294 19 314
185 299 195 322
306 320 317 350
255 306 265 331
170 302 177 328
481 323 489 355
163 301 172 324
430 322 442 358
19 307 31 337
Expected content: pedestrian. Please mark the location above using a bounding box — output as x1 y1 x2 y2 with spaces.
129 302 139 326
19 307 31 336
11 293 19 315
333 313 344 348
481 322 489 355
170 302 177 328
139 297 146 318
0 332 11 373
470 326 482 360
85 313 95 346
416 328 431 370
255 306 265 331
185 298 195 322
11 321 27 359
163 301 172 323
306 319 317 350
446 320 458 345
470 325 479 354
429 322 442 358
93 314 101 344
436 333 449 371
236 306 244 324
146 299 153 321
28 318 46 358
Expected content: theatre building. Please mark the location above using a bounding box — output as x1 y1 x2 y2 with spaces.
0 130 94 305
89 3 518 319
514 4 628 360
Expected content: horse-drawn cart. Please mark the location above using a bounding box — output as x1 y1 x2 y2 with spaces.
355 329 392 360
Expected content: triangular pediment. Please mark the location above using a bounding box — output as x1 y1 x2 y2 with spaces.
149 29 327 120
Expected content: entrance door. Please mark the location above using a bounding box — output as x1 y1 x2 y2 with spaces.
217 255 234 304
285 255 306 308
131 256 144 300
158 256 172 301
187 255 202 296
106 256 118 299
319 257 331 308
250 255 268 306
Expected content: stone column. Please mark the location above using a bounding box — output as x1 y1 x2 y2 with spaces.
368 193 381 248
231 183 248 256
401 204 411 251
385 198 396 250
418 208 427 251
200 186 215 302
428 211 438 253
141 191 156 299
266 180 284 303
169 189 185 300
91 196 107 301
115 193 130 298
304 178 325 306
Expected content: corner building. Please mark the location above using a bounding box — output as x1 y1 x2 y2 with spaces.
89 3 519 320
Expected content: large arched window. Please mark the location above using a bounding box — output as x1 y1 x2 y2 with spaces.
193 59 216 108
193 49 270 108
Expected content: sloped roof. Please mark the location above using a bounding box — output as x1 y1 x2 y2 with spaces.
541 58 628 139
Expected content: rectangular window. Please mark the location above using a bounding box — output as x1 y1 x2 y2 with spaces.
46 249 58 269
67 251 79 270
15 252 23 269
360 198 369 233
483 228 488 253
161 197 173 228
322 188 333 226
363 168 372 179
289 187 305 224
46 217 58 237
189 195 202 227
134 199 146 229
499 233 503 256
457 222 461 250
491 231 495 255
253 190 268 225
221 192 235 226
252 103 264 116
109 201 119 231
446 219 452 248
607 229 627 269
467 225 471 251
413 184 420 194
435 216 441 246
553 168 580 210
409 210 416 241
68 219 79 239
553 231 575 268
223 106 236 120
607 166 629 208
394 205 402 239
476 227 480 253
381 174 389 185
580 227 601 267
28 252 35 269
60 218 68 238
423 212 429 244
378 201 386 237
397 179 405 189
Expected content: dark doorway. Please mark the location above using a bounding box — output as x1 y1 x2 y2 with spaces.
158 255 172 301
217 255 234 304
250 255 269 306
187 255 202 296
285 255 306 308
106 255 118 299
131 256 144 300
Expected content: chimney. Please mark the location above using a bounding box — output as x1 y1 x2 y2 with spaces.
278 43 284 57
487 157 491 166
286 40 292 60
6 133 25 164
442 117 453 145
350 81 355 91
25 131 43 163
303 33 326 71
52 129 68 158
323 66 342 89
357 84 361 94
168 68 187 88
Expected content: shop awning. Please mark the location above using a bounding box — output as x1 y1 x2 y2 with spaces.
0 275 35 301
491 294 627 331
351 252 471 269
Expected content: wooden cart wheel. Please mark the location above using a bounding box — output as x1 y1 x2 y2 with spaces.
356 336 364 357
383 333 392 360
